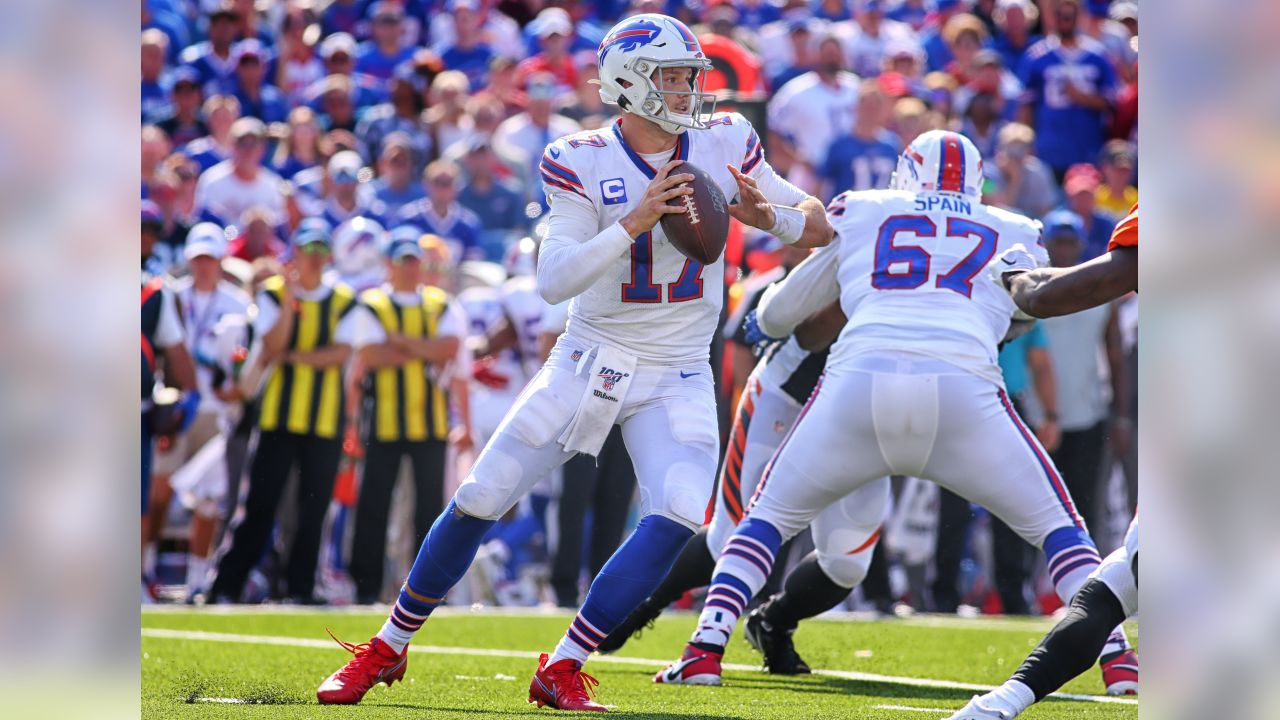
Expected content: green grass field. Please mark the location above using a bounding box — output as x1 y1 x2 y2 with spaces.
142 607 1137 719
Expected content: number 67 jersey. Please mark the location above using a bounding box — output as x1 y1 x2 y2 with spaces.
816 189 1045 386
539 113 803 365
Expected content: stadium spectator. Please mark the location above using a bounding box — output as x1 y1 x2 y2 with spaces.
879 38 927 98
316 75 360 132
397 159 484 263
1018 0 1117 178
1096 139 1137 217
437 0 496 89
370 133 428 218
1037 209 1129 536
765 17 816 91
813 0 853 22
492 72 581 202
319 150 387 227
229 0 275 47
276 5 326 106
158 67 208 148
1058 163 1117 261
429 0 526 62
270 106 325 180
736 0 783 29
993 121 1058 219
919 0 968 72
356 2 417 84
457 136 528 253
141 30 171 124
355 62 433 176
1081 0 1136 79
516 7 578 96
141 125 172 196
887 0 930 30
313 32 386 110
226 206 287 262
955 48 1020 122
694 1 767 97
423 71 474 162
841 0 916 79
767 35 861 192
991 0 1040 70
821 79 900 198
147 161 197 267
347 227 469 603
232 40 288 123
957 92 1006 160
473 55 525 116
140 0 189 64
940 13 990 85
321 0 364 38
889 96 934 151
194 117 286 227
184 94 241 172
418 233 457 292
210 219 358 604
180 3 241 96
560 53 610 127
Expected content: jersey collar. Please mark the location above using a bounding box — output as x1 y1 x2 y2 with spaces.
611 118 690 180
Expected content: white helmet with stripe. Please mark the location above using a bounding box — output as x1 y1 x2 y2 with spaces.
596 13 715 135
890 130 984 199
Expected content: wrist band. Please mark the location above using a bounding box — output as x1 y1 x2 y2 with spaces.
767 204 806 245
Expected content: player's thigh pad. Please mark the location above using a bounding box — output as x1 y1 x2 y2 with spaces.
1093 516 1138 616
706 382 801 556
923 373 1086 549
455 361 579 520
746 371 893 541
621 382 719 530
812 476 891 588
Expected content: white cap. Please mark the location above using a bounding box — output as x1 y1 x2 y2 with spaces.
529 7 573 38
184 222 227 260
327 150 364 183
320 32 356 59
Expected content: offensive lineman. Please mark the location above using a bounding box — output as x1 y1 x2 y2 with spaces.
316 13 832 712
654 131 1135 695
946 204 1140 719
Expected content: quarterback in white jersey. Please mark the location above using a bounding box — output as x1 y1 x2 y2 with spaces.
660 130 1134 692
317 13 831 713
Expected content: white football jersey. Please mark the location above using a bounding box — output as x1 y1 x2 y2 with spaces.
826 189 1046 384
498 275 548 379
458 285 526 384
541 112 786 364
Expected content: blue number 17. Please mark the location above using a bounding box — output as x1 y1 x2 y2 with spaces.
621 231 704 303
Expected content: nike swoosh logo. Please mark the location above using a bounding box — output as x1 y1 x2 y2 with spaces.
662 655 704 682
1001 257 1016 265
680 371 700 378
549 147 561 158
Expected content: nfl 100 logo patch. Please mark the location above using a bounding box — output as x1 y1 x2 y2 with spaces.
597 366 630 392
601 178 627 205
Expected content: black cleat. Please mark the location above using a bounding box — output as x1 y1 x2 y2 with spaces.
744 604 811 675
596 600 663 654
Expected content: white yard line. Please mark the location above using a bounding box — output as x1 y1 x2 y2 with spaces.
873 705 952 714
141 627 1136 706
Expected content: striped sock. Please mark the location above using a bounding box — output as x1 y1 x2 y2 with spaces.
1043 526 1104 603
549 611 609 666
691 519 781 648
378 584 442 653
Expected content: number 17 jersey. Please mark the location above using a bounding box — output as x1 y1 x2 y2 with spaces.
827 189 1046 385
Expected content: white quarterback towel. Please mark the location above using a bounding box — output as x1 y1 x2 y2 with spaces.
557 344 637 457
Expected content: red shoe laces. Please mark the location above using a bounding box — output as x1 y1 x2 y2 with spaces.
551 663 600 701
326 628 388 681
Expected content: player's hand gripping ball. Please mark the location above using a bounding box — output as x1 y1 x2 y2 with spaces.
658 161 730 265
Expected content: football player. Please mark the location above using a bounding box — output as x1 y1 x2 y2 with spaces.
316 13 832 712
945 205 1140 719
654 131 1135 695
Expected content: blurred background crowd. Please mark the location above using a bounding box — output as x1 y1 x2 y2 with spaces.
141 0 1138 618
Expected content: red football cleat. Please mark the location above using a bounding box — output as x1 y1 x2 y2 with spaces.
1100 649 1139 696
653 643 723 685
527 652 607 712
316 630 408 705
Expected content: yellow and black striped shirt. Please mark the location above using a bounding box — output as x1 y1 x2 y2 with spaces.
257 276 357 439
360 286 452 443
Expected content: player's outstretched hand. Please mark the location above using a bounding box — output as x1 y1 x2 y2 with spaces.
987 243 1039 291
743 309 783 355
726 164 777 230
620 160 693 238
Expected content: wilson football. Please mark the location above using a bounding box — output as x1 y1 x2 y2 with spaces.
659 161 730 266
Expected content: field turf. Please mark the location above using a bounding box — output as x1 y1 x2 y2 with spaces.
142 607 1137 719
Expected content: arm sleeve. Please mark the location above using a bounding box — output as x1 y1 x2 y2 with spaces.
535 190 634 305
757 243 841 339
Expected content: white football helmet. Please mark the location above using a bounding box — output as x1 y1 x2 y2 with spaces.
332 216 387 277
504 236 537 278
891 130 985 199
596 13 715 134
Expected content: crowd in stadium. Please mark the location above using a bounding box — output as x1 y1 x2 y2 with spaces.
141 0 1139 616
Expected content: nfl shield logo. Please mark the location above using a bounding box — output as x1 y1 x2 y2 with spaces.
571 350 583 362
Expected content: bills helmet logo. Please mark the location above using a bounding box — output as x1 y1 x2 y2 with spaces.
598 367 630 392
599 18 663 63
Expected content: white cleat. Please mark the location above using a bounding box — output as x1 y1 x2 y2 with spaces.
946 696 1015 719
